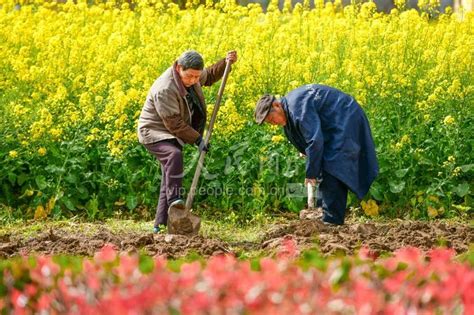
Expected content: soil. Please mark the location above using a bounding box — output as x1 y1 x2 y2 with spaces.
0 219 472 259
0 228 230 259
261 219 473 256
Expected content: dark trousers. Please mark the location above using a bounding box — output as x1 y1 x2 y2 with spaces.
144 139 183 227
317 171 348 225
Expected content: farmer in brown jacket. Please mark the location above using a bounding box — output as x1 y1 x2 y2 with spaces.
138 50 237 233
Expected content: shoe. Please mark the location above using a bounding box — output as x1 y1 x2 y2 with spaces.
169 198 185 210
322 220 342 226
153 226 160 233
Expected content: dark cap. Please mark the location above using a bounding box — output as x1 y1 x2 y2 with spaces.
255 94 275 125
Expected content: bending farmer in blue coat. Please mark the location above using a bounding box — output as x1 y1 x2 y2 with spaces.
255 84 379 225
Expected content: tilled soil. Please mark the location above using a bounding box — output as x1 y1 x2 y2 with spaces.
262 219 473 256
0 220 472 258
0 228 230 259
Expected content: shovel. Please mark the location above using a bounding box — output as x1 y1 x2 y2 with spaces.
167 60 232 236
307 182 315 210
299 181 323 220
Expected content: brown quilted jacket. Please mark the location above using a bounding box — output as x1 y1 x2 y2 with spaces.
137 58 227 145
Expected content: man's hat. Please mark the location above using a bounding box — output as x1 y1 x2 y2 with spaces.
255 94 275 125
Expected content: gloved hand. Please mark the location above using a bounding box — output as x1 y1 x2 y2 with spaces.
195 136 210 152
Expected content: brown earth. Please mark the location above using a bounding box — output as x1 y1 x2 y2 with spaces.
0 228 230 259
0 220 472 259
262 219 473 256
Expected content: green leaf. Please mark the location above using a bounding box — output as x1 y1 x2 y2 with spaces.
35 176 48 190
302 250 327 271
283 169 296 178
224 165 235 175
52 256 82 273
262 171 276 184
86 197 99 219
1 184 12 202
139 255 154 274
126 195 138 210
213 159 226 169
7 173 16 185
65 174 78 184
330 260 351 286
418 158 433 166
452 204 471 212
77 186 89 199
370 184 384 201
61 197 75 211
207 180 221 189
56 190 64 199
460 164 474 173
68 157 83 165
395 168 409 178
17 173 28 185
389 181 405 194
453 182 470 197
45 165 65 175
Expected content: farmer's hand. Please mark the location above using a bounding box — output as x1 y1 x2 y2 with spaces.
305 178 322 186
226 50 238 64
299 152 306 159
195 136 210 152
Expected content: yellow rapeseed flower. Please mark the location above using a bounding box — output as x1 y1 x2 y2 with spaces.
0 0 471 165
428 195 439 203
361 199 379 216
427 206 438 218
443 115 455 125
34 204 47 220
400 135 410 144
453 167 461 177
49 128 63 139
38 147 47 156
9 150 18 158
271 135 285 143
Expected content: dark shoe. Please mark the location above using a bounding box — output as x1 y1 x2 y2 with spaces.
322 220 343 226
153 226 160 234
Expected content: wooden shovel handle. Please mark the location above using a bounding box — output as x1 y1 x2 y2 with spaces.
307 182 315 209
185 61 232 210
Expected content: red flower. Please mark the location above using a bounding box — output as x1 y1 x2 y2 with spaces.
94 243 117 263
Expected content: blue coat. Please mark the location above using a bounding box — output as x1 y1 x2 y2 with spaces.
282 84 379 199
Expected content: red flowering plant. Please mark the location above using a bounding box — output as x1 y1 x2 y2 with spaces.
1 240 472 314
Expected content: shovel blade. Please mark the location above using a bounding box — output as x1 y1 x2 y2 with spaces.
167 205 201 236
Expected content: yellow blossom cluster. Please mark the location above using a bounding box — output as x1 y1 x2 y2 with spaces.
0 0 472 162
361 199 379 216
271 135 285 143
393 134 411 151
